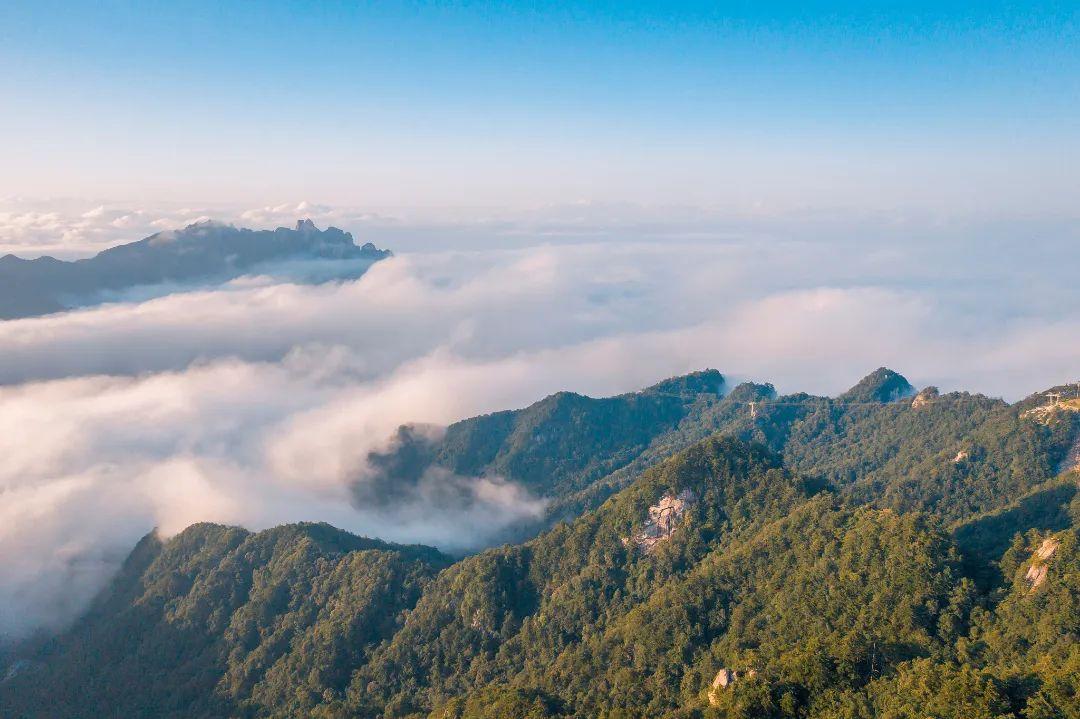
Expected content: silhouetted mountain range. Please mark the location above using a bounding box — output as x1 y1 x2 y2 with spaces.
0 219 391 319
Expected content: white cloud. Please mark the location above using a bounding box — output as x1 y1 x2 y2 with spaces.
0 218 1078 641
0 198 390 257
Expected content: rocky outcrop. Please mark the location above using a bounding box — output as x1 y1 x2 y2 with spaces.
713 668 737 689
1025 563 1049 590
1025 537 1060 592
0 219 392 319
1022 396 1080 425
1035 537 1060 560
707 667 757 705
911 386 939 409
624 489 696 552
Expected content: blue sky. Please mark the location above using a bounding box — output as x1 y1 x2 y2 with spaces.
1 1 1077 214
1 4 1080 635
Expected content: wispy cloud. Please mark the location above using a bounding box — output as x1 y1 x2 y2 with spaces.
0 217 1077 641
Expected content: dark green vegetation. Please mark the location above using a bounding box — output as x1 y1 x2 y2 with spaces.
0 524 449 718
3 369 1079 718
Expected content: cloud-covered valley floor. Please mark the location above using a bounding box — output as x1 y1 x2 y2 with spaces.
1 235 1078 641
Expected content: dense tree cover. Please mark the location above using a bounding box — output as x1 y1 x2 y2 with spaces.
375 370 727 501
529 501 966 717
960 525 1080 713
837 367 915 403
430 686 569 719
344 437 818 716
953 475 1079 584
365 369 1075 534
0 524 449 718
3 370 1079 718
737 379 1076 527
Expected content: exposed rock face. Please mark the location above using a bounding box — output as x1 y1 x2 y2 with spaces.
707 667 757 705
1025 563 1049 590
1035 537 1060 560
713 668 736 689
1022 396 1080 425
911 386 939 409
1025 537 1060 592
624 489 696 552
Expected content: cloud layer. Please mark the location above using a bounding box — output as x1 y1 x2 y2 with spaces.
0 224 1078 641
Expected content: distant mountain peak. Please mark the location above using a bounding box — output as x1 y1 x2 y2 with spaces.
725 381 777 403
644 369 725 398
0 220 393 320
840 367 915 403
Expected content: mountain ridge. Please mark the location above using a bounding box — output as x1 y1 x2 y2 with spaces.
2 368 1078 718
0 219 392 319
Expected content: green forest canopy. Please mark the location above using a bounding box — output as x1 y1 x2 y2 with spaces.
2 368 1078 719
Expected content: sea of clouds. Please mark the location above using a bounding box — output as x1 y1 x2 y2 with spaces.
0 200 1078 641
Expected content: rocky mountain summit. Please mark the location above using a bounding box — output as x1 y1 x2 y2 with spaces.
0 219 391 319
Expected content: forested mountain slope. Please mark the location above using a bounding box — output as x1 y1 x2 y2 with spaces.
368 370 727 499
1 525 449 718
3 369 1079 719
390 367 1076 535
